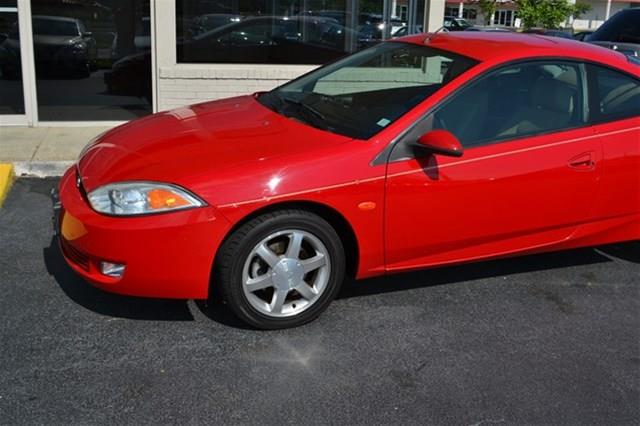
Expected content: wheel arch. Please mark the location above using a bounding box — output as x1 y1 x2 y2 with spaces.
210 200 360 296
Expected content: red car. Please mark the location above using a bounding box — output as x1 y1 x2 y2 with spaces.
55 33 640 329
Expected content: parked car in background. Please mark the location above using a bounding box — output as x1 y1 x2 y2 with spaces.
177 15 377 64
111 17 151 61
573 30 594 41
523 28 573 39
588 8 640 57
56 32 640 329
392 25 424 38
104 50 151 101
443 16 473 31
389 18 407 35
1 15 96 78
299 10 403 38
188 14 243 37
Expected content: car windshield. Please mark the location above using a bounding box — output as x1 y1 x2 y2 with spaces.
258 42 478 139
589 10 640 44
33 18 79 36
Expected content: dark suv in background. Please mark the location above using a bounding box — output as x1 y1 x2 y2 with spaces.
588 8 640 57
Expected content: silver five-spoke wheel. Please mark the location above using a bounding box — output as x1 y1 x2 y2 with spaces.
242 229 331 318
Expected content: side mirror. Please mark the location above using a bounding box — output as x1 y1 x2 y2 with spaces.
83 31 93 38
415 130 463 157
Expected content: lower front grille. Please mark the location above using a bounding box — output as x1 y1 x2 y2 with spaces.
60 237 90 271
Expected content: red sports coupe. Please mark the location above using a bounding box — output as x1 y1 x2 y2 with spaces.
55 32 640 329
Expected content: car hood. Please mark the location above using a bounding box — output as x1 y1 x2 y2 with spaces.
77 95 354 201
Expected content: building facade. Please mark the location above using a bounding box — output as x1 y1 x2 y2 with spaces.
444 0 639 29
1 0 637 128
0 0 445 127
572 0 639 30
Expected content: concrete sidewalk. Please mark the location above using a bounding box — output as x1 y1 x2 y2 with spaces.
0 126 112 177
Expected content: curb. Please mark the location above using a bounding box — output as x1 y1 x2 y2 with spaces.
13 161 74 178
0 163 15 208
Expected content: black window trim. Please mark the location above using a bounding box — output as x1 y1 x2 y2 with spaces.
373 56 639 166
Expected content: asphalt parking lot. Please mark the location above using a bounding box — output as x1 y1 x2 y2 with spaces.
1 178 638 425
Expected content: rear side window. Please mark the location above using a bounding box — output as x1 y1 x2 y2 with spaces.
589 65 640 123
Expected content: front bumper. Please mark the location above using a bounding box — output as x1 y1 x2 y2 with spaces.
55 168 232 299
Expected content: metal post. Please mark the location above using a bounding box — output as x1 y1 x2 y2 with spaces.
407 0 418 33
18 0 37 126
345 0 358 52
383 0 393 39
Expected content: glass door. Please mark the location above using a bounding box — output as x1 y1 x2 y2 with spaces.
0 0 27 124
30 0 153 122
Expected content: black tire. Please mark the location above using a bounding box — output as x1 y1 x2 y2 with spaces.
215 209 345 329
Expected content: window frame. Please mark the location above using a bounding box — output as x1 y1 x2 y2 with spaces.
377 57 598 165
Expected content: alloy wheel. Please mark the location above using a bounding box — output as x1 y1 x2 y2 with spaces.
241 229 331 318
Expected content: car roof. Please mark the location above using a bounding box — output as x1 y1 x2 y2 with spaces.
617 8 640 15
397 31 633 69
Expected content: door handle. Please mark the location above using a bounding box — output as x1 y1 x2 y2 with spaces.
568 152 595 170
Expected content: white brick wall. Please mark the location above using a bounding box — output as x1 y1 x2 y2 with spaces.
572 1 628 30
157 65 318 111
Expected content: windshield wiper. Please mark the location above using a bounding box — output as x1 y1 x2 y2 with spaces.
262 92 335 133
279 95 327 122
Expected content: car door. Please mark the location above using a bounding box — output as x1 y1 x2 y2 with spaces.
586 63 640 237
384 60 603 271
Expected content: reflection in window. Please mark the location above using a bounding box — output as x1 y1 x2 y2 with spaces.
0 3 25 115
176 0 425 65
444 7 477 22
29 0 152 121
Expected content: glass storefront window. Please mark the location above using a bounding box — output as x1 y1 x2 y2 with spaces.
30 0 152 121
176 0 423 65
0 0 25 115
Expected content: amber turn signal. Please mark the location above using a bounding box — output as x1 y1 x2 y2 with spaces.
147 188 192 210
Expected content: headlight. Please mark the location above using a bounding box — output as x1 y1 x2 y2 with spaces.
87 182 205 215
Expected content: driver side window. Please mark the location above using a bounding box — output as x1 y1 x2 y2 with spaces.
423 61 586 148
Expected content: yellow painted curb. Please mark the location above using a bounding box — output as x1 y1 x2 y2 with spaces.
0 163 15 208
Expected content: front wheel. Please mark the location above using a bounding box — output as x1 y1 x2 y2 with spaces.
215 210 346 329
